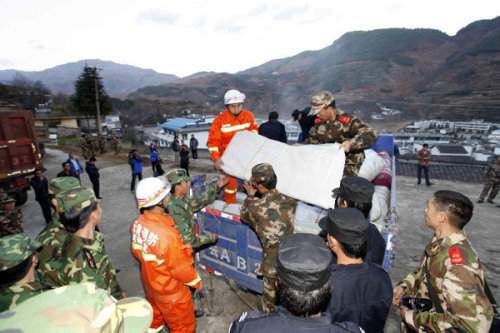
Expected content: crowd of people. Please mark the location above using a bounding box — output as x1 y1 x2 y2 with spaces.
0 89 497 332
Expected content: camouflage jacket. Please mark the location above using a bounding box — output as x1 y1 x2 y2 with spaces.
485 160 500 181
58 231 123 299
0 208 23 238
35 216 70 286
302 111 377 166
398 230 493 332
168 183 219 248
240 189 296 278
0 280 51 312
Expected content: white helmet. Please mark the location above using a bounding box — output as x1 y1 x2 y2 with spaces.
224 89 245 105
135 177 171 209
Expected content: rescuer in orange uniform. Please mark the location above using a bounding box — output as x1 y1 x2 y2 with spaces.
131 177 202 333
207 89 259 203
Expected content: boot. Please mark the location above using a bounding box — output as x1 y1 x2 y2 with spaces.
477 199 484 204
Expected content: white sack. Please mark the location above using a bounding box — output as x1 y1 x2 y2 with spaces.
293 201 327 235
358 149 386 181
220 131 345 209
369 185 391 223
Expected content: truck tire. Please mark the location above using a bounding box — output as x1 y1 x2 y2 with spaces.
15 189 28 206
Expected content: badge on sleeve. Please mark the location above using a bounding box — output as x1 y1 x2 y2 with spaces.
338 115 351 124
449 246 464 265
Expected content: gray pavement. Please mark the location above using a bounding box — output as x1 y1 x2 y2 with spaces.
19 147 500 332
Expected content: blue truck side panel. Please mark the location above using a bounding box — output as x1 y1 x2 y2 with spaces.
195 134 397 294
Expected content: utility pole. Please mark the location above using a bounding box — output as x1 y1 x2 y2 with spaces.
93 67 102 132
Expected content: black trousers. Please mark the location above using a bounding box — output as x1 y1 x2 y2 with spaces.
180 162 190 177
90 176 100 198
191 149 198 159
151 160 160 174
37 199 52 224
417 165 430 185
131 172 143 191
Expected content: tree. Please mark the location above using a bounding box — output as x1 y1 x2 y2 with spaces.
8 73 51 109
71 66 112 130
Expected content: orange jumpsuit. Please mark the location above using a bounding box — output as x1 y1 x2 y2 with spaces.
207 109 258 203
131 211 202 333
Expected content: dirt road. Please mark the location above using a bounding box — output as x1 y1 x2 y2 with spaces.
20 146 500 332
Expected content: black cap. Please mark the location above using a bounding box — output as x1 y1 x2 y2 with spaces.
332 177 374 204
318 208 369 245
277 234 333 293
291 109 300 121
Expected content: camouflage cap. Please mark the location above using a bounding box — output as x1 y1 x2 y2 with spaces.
165 168 190 185
48 177 81 195
56 188 100 214
251 163 276 183
0 233 42 271
309 91 335 116
0 283 153 333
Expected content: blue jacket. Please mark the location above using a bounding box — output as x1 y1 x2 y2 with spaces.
149 148 159 162
129 156 143 174
67 158 83 174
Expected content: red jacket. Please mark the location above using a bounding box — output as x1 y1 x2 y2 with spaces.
207 109 258 162
131 211 201 303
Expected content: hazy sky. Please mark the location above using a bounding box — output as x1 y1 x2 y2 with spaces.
1 0 499 78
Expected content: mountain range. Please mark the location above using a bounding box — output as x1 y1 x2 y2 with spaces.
1 16 499 123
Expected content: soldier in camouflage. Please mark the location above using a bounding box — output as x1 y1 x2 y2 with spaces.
98 131 107 154
241 163 297 314
80 134 91 160
0 192 23 238
57 187 124 300
0 283 153 332
36 177 81 286
301 91 378 177
111 130 121 154
0 233 51 312
166 168 228 248
393 190 493 332
477 155 500 204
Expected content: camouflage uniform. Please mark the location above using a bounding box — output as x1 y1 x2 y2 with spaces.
0 233 51 312
36 177 80 286
111 131 121 154
0 192 23 238
478 158 500 203
80 135 91 160
303 91 378 177
98 131 107 154
166 169 219 248
58 231 124 300
397 230 493 332
240 163 297 314
56 188 123 300
0 283 153 332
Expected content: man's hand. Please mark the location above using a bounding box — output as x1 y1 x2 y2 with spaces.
340 140 353 153
211 233 218 243
217 176 229 188
243 180 257 197
215 159 223 171
393 285 407 306
121 291 126 299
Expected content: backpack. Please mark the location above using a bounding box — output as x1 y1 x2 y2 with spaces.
172 140 180 152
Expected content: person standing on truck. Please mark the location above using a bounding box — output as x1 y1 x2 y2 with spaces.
393 190 493 332
417 143 432 186
0 233 51 312
30 168 51 224
0 191 23 238
66 153 84 182
477 155 500 204
259 111 287 143
207 89 259 203
300 91 378 177
132 177 202 333
229 233 362 333
36 177 80 287
241 163 297 314
319 208 392 332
